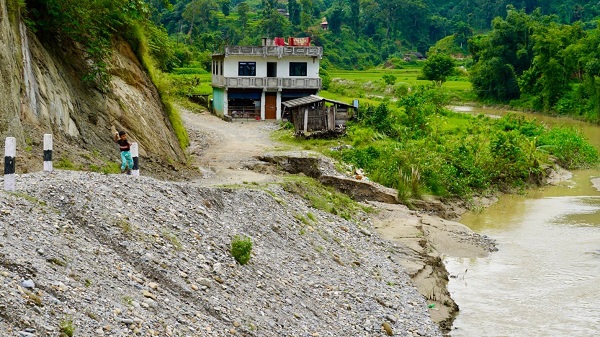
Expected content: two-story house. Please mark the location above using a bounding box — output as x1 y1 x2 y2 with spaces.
211 37 323 120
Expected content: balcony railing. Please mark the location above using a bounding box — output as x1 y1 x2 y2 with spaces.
223 46 323 58
212 76 321 90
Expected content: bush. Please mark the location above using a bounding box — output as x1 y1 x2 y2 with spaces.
537 126 599 169
382 74 397 85
421 54 456 83
231 235 253 265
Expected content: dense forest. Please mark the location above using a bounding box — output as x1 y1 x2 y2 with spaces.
142 0 600 70
19 0 600 120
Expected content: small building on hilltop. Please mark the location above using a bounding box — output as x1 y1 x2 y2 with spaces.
211 37 322 120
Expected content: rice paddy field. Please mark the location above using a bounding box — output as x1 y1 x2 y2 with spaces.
321 66 473 106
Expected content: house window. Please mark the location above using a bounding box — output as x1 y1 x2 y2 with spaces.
267 62 277 77
289 62 307 76
238 62 256 76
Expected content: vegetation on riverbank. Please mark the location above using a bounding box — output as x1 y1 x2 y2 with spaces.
275 85 599 201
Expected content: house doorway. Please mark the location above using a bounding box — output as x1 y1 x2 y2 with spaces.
265 93 277 119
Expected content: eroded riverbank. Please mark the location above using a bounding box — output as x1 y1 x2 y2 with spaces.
370 200 497 331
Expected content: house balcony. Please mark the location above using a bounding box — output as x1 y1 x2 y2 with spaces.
212 76 322 90
222 45 323 58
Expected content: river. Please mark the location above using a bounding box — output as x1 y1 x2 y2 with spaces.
445 106 600 336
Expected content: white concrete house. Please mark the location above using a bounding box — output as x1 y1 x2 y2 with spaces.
211 38 323 120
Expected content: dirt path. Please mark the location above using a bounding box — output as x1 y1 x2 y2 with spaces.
181 108 286 186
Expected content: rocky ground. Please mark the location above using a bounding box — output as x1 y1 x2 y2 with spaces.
1 171 443 337
0 109 498 336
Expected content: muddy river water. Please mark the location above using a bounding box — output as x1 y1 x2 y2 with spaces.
445 107 600 336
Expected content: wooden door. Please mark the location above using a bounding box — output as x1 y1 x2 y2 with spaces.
265 93 277 119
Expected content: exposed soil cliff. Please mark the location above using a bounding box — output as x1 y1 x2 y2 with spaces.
0 2 187 176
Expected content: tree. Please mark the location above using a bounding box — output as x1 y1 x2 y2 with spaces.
421 54 455 83
348 0 360 34
471 57 520 100
469 7 545 101
527 22 584 110
327 3 344 33
183 0 218 42
288 0 301 25
221 0 231 16
300 0 315 30
237 2 249 28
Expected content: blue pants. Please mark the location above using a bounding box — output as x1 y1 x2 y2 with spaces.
120 151 133 170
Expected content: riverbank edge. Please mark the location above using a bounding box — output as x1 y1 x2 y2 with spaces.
376 163 573 333
248 151 502 333
370 195 499 333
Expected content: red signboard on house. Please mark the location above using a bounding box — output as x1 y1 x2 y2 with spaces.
288 37 310 46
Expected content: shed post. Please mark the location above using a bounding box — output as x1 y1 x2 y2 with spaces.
328 105 334 130
304 107 309 133
4 137 16 191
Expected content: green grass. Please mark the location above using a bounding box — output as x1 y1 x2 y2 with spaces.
166 73 213 96
59 317 75 337
282 176 371 220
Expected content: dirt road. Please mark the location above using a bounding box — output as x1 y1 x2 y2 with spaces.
181 109 285 186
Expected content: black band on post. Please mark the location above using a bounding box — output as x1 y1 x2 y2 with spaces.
43 150 52 161
133 157 139 170
4 156 15 174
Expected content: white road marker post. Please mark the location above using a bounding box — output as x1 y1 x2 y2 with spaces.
4 137 16 191
43 134 53 172
131 142 139 176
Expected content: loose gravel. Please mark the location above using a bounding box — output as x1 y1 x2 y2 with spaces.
0 170 441 337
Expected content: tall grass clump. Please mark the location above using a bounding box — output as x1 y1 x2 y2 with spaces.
59 317 75 337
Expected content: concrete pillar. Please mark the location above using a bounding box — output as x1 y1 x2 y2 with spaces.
224 90 229 117
131 142 140 176
261 91 266 120
43 134 53 172
276 91 282 120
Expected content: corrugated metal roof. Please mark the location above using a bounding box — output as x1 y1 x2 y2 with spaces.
282 95 354 108
322 97 354 107
282 95 323 108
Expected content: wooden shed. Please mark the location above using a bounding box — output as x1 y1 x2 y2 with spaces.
282 95 356 133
